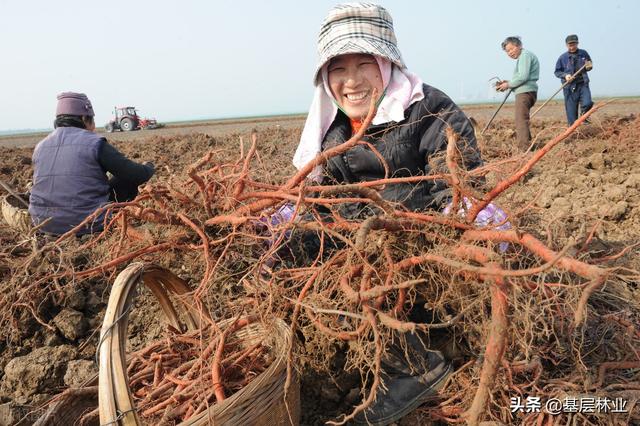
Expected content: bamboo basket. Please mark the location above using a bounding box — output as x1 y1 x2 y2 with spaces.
180 319 300 426
1 193 31 233
34 262 299 426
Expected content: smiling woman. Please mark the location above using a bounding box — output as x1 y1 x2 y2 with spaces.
327 53 384 120
290 2 485 425
293 2 482 209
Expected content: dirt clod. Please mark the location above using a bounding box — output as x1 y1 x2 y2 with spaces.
586 152 605 169
1 345 75 402
63 360 97 388
52 308 88 341
601 200 628 220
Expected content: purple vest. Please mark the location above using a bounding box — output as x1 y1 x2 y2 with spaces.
29 127 110 235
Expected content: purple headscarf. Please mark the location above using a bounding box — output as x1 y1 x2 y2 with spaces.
56 92 95 117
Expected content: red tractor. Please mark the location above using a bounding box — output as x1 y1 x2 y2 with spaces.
104 106 160 132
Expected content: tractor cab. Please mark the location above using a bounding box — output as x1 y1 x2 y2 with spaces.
115 107 138 121
105 106 160 132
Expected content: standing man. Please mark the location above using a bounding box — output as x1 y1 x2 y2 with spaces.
496 36 540 151
555 34 593 126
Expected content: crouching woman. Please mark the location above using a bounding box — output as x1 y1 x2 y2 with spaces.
29 92 155 236
290 3 485 424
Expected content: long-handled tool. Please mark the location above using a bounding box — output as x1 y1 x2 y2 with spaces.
530 63 588 119
481 87 513 135
0 179 29 209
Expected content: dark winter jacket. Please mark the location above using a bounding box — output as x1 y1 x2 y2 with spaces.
555 49 592 85
321 84 482 215
29 127 154 235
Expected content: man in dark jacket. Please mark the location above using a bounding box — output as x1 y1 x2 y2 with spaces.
554 34 593 125
29 92 155 236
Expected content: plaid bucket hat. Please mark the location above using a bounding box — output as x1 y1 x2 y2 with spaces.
313 2 405 85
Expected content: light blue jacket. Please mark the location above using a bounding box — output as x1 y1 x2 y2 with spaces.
509 49 539 94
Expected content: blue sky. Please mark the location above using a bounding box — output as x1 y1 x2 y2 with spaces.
0 0 638 131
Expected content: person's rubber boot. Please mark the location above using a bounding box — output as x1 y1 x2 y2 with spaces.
353 334 453 425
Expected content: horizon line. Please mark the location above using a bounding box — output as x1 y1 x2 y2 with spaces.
2 95 638 136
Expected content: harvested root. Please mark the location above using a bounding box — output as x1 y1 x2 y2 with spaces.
3 102 640 425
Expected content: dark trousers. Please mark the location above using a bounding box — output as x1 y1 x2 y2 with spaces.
108 177 140 202
563 83 593 126
515 91 537 150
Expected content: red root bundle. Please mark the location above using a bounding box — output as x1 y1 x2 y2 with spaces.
127 318 267 423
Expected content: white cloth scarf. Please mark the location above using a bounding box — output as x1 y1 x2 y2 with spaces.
293 56 425 181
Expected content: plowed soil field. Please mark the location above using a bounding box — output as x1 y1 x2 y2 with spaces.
1 98 639 425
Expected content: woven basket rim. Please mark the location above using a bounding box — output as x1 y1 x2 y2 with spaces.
186 318 292 423
98 262 297 426
1 193 31 232
2 192 29 209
